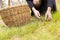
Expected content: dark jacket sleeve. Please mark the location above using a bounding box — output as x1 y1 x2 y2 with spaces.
47 0 53 8
26 0 34 10
47 0 56 11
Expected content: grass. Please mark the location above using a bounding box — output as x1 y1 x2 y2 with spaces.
0 0 60 40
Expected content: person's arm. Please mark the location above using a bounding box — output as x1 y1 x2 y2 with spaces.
47 0 56 11
26 0 40 19
45 0 53 21
47 0 53 9
45 0 56 21
26 0 34 10
26 0 36 13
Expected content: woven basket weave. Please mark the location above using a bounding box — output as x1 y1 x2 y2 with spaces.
0 5 31 27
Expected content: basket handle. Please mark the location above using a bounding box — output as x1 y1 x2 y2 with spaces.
8 0 10 6
8 0 21 6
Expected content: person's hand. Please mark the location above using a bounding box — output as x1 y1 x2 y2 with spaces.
32 7 41 19
45 10 52 21
34 9 41 19
45 7 52 21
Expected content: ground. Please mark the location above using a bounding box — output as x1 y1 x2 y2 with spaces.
0 0 60 40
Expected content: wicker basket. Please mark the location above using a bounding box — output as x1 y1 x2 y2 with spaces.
0 5 31 27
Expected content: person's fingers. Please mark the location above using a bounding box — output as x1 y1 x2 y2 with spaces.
35 15 40 19
47 15 52 21
37 12 41 19
38 12 40 17
35 12 40 19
